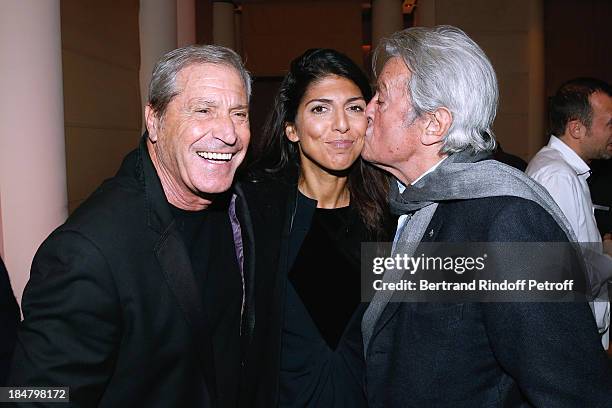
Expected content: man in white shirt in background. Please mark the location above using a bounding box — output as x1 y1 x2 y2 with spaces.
527 77 612 349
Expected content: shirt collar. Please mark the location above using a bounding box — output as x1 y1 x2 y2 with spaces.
397 156 448 193
548 135 591 178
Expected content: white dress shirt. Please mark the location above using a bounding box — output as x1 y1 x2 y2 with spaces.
394 157 448 246
527 135 612 348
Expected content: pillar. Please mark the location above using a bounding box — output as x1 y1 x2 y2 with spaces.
213 1 235 50
177 0 196 47
372 0 404 50
415 0 436 27
139 0 177 130
0 0 68 305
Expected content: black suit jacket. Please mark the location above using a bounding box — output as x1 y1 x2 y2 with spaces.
240 173 395 407
365 196 612 408
1 256 19 386
9 136 279 407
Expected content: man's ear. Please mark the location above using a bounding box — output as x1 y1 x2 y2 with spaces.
566 119 586 140
145 105 160 143
285 123 299 142
421 107 452 146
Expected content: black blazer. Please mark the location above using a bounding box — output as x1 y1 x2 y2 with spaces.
233 177 295 407
0 256 19 386
242 173 394 407
9 136 280 407
365 196 612 408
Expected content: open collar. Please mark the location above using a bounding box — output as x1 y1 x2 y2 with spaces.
548 135 591 178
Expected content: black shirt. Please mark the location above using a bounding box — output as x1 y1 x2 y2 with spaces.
170 201 243 408
288 206 362 349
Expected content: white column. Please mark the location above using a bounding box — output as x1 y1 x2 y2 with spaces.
0 0 68 305
139 0 178 131
372 0 404 50
177 0 196 47
213 1 235 50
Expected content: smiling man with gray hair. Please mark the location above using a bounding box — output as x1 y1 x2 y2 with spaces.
9 45 281 407
361 25 612 407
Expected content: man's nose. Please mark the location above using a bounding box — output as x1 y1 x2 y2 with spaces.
214 114 238 145
365 97 376 121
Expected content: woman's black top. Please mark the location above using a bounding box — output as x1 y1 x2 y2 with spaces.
280 193 374 407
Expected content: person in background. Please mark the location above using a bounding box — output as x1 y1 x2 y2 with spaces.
248 48 393 407
526 78 612 349
0 255 19 385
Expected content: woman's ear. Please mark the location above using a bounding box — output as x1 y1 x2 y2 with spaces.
421 107 452 146
285 123 299 142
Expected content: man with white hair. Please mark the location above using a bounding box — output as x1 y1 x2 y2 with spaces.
361 26 612 407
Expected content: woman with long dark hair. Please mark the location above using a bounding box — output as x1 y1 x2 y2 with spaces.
249 48 393 407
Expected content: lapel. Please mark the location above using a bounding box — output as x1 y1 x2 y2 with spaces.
154 229 216 395
232 184 256 351
287 186 317 268
363 204 443 357
137 134 218 401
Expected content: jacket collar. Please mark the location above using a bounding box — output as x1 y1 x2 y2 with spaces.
138 133 175 234
114 133 176 234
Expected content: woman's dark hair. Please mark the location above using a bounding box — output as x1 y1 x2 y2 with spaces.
252 48 390 238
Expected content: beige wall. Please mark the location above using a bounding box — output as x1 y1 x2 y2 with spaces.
544 0 612 99
416 0 545 160
61 0 142 212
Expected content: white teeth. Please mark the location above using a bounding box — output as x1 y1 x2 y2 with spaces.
197 151 232 161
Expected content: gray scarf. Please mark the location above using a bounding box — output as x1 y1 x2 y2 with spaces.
362 149 581 353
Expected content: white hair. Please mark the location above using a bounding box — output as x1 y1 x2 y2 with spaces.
373 25 498 153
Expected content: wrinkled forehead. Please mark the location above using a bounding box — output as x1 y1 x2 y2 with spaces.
175 63 247 98
376 57 410 94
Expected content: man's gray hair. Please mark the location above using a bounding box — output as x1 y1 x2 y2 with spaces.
373 25 498 153
148 44 252 118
